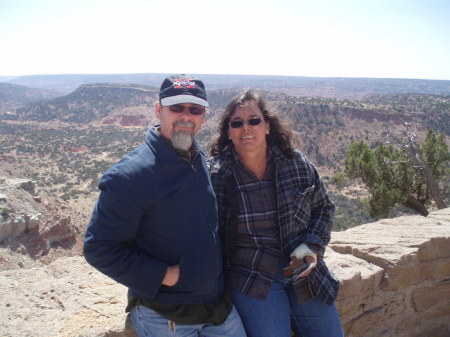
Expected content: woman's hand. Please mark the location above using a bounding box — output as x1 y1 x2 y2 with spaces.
290 243 317 262
288 243 317 279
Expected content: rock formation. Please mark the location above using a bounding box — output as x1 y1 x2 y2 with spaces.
0 209 449 337
0 177 85 270
328 208 450 337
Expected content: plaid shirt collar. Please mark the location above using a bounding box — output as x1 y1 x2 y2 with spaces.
229 144 280 169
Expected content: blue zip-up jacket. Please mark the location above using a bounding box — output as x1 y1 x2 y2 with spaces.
84 126 224 304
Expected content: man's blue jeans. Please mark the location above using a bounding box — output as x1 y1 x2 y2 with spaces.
130 304 247 337
230 262 344 337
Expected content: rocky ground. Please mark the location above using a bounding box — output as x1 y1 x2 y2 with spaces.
0 209 449 337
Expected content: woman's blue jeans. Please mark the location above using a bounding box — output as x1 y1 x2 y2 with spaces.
230 262 344 337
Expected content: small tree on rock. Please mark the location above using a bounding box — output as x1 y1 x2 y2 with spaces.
344 127 449 217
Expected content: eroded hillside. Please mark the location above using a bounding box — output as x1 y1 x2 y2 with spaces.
1 83 448 233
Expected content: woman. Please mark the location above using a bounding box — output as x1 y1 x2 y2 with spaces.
208 90 343 337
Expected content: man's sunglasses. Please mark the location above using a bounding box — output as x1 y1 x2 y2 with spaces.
229 117 262 129
168 104 205 116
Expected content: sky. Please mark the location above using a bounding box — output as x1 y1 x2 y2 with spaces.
0 0 449 80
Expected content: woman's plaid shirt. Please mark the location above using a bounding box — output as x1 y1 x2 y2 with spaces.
226 151 284 299
208 145 340 305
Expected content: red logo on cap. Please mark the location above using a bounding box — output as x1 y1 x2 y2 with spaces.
173 78 196 89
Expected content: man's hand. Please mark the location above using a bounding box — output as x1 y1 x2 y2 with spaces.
162 265 180 286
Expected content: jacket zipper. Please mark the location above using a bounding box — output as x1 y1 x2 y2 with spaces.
191 152 198 172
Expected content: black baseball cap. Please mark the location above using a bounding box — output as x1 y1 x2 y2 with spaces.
159 74 209 107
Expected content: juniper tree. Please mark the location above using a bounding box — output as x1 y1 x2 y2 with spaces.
344 128 448 217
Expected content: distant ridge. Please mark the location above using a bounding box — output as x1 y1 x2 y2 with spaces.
11 83 158 123
6 83 447 173
5 73 450 98
0 83 61 110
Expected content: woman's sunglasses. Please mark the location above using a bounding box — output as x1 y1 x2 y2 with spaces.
168 104 205 116
229 117 262 129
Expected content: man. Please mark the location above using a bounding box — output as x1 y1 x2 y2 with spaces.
84 74 246 337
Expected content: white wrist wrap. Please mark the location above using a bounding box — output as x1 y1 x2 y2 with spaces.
290 243 317 261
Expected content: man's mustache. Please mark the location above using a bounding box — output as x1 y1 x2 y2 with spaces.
173 121 195 128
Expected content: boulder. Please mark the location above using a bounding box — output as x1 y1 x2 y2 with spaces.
328 208 450 337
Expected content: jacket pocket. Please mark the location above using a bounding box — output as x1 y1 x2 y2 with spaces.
293 185 314 229
174 246 217 296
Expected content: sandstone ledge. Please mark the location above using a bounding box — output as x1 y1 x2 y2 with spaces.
1 209 449 337
328 208 450 337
